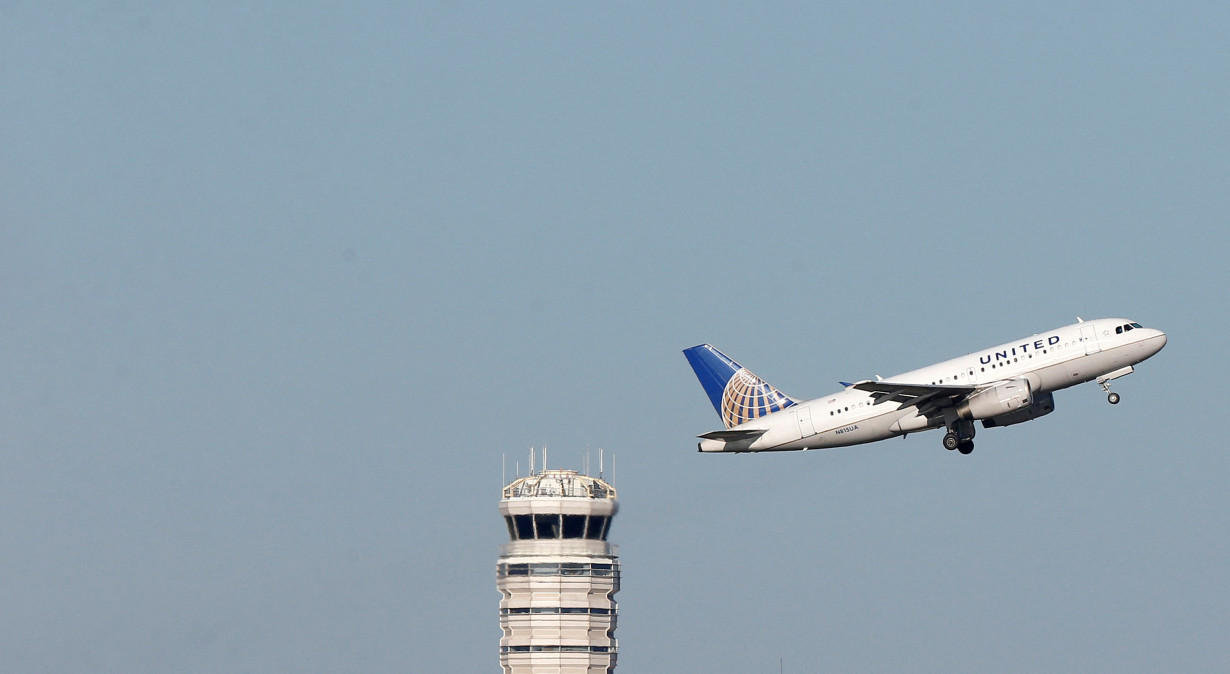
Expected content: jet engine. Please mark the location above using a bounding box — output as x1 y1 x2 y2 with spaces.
982 391 1055 428
956 379 1033 420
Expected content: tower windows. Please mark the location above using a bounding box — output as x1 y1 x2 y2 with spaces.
563 514 586 538
501 607 614 615
505 514 613 540
535 514 561 538
511 515 535 540
497 562 620 578
586 516 609 540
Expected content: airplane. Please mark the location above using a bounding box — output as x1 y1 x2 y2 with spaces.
683 318 1166 455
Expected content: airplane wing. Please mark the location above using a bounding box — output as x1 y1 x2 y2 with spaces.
853 381 977 416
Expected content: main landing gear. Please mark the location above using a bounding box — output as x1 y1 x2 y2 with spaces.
943 419 975 455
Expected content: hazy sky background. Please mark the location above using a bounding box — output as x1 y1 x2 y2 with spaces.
3 2 1228 672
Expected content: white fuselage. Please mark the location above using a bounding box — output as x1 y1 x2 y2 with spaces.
699 319 1167 452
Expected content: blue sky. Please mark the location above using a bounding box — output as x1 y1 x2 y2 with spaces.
3 2 1228 671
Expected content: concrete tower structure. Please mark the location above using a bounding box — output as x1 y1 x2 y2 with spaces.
497 467 619 674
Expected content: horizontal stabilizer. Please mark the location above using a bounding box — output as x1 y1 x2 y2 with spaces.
698 428 769 441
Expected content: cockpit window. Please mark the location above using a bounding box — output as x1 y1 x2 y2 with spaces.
1130 323 1143 329
1116 326 1123 334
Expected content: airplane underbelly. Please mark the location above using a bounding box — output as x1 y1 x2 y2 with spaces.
812 415 896 448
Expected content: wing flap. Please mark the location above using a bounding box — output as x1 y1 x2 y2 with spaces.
853 380 976 413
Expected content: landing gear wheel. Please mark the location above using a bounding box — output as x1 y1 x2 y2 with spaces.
958 440 974 455
943 432 960 451
1108 392 1121 405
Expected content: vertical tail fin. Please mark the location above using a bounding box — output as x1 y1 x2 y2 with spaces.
682 344 798 429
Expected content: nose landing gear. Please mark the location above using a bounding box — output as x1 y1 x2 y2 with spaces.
1098 365 1134 405
1100 380 1121 404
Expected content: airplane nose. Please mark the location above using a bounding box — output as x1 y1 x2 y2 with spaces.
1147 331 1167 356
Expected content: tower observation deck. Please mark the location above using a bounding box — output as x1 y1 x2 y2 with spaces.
497 469 619 674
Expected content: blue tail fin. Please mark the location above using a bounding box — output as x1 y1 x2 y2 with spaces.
682 344 798 429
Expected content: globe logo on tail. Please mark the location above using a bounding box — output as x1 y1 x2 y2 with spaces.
721 368 796 428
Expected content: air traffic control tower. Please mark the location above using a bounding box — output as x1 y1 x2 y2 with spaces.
497 468 620 674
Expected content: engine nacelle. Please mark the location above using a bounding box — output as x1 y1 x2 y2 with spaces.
982 391 1055 428
957 379 1033 420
